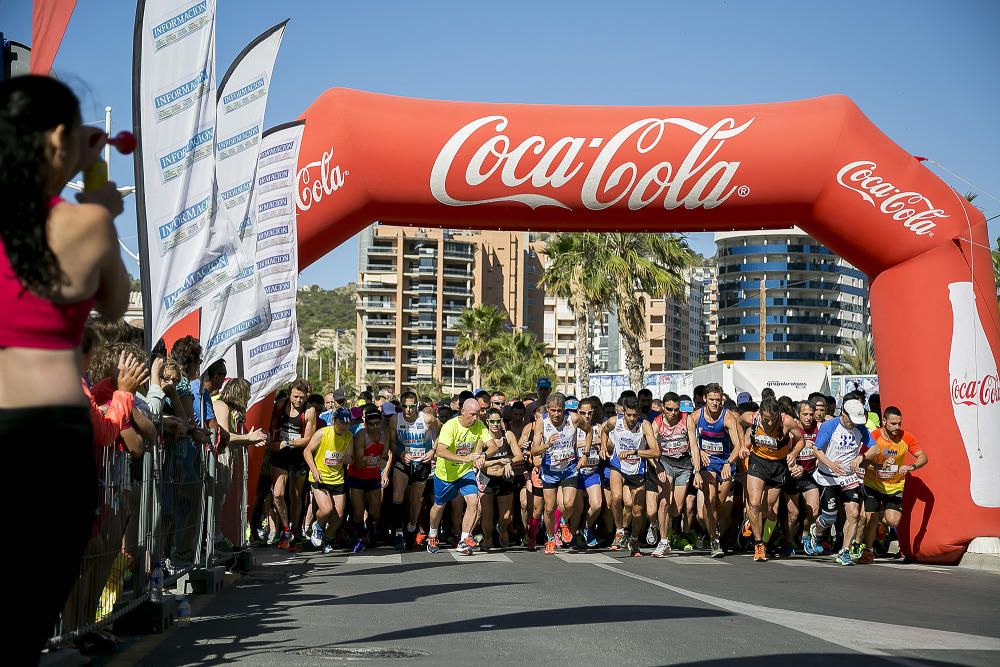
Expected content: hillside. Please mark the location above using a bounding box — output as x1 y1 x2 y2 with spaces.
297 283 357 349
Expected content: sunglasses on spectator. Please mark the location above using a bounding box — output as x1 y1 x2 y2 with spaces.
486 419 504 425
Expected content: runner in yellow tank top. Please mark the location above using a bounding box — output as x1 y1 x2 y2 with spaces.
304 409 355 553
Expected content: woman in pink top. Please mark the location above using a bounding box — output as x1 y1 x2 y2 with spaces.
0 75 130 659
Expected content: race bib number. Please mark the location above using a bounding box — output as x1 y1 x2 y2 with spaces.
551 442 575 463
406 446 425 461
620 445 640 463
754 435 778 449
660 435 689 458
700 438 724 454
797 446 815 461
364 454 381 468
838 473 861 490
323 450 343 467
455 441 474 457
877 464 898 480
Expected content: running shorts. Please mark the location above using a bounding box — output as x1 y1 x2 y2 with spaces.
433 472 479 506
820 484 863 513
610 465 645 489
392 458 431 483
747 453 790 488
863 486 903 513
542 466 579 489
347 476 382 492
484 475 515 496
312 482 346 496
783 474 819 495
577 471 602 490
661 457 693 486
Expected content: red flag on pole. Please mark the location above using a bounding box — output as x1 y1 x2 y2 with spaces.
30 0 77 75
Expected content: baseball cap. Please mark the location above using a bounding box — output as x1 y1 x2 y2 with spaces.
565 398 580 411
355 399 367 407
333 408 352 423
381 402 396 416
736 391 752 405
679 400 695 413
842 399 867 425
332 388 346 401
378 389 393 399
537 377 552 389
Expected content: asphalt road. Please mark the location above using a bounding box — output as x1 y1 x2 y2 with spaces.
127 543 1000 666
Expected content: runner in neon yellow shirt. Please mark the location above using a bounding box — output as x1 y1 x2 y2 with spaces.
427 398 497 556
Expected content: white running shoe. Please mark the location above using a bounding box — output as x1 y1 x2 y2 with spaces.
310 523 325 548
652 540 671 558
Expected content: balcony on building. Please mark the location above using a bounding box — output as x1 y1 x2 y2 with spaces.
365 316 396 328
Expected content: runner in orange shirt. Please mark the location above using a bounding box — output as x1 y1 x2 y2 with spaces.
859 406 928 563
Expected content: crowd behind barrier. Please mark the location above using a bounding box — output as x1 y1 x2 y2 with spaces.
47 320 252 652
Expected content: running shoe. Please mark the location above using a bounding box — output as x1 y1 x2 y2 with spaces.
457 537 478 556
858 548 875 565
582 528 598 548
393 532 406 551
480 538 492 553
628 537 642 557
695 533 707 550
526 532 538 552
753 542 767 562
609 529 627 551
544 539 557 555
835 548 855 566
414 530 427 547
849 542 864 563
276 534 291 550
646 523 658 547
310 524 325 549
652 540 671 558
498 531 510 549
560 522 573 545
352 538 366 554
711 539 725 559
426 536 440 554
801 534 817 556
809 522 823 543
322 542 335 555
780 543 796 559
679 538 694 552
741 518 753 538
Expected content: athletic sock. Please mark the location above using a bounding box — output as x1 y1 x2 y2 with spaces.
460 532 470 542
763 518 777 543
428 528 438 538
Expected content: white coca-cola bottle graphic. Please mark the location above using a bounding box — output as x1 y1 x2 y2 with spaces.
949 281 1000 507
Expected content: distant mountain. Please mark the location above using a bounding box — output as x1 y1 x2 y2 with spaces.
297 283 357 350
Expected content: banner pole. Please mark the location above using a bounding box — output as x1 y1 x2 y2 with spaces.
131 0 153 354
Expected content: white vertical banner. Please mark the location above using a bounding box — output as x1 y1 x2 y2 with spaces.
199 20 289 368
236 122 305 407
134 0 230 348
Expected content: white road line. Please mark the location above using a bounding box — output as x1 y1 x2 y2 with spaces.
448 551 512 563
661 555 729 565
555 553 618 564
770 559 837 568
873 562 951 574
594 563 1000 659
344 554 402 566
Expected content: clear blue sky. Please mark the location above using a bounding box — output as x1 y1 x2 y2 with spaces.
3 0 997 288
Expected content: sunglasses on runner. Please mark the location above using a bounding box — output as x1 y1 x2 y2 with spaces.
403 404 418 410
663 407 680 413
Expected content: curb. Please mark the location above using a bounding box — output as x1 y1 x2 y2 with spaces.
958 552 1000 574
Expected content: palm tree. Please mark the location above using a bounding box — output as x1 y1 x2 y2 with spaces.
483 330 556 396
362 371 387 395
991 235 999 294
538 233 604 397
588 233 697 390
454 304 507 388
414 377 445 404
837 337 877 375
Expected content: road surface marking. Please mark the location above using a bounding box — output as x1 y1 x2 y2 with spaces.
594 563 1000 658
345 554 402 566
448 551 512 563
554 553 617 564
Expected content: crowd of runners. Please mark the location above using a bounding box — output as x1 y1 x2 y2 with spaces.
254 377 928 566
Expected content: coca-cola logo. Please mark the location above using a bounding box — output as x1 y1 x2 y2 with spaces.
835 160 946 237
296 146 348 211
430 115 754 211
951 374 1000 407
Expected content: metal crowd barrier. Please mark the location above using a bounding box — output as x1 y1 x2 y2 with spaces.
48 418 252 650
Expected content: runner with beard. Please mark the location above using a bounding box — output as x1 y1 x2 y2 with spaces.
651 393 691 558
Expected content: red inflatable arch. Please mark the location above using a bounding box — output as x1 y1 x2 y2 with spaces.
264 89 999 564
